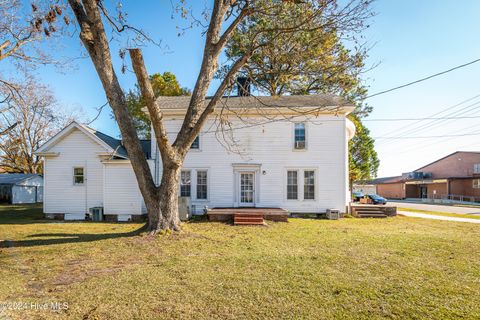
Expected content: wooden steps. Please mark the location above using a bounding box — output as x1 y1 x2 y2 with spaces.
233 213 265 225
357 213 388 218
351 205 396 218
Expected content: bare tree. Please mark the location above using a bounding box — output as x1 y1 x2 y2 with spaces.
0 79 76 173
0 0 68 135
66 0 371 234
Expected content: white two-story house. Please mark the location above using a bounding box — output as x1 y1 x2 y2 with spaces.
35 94 355 221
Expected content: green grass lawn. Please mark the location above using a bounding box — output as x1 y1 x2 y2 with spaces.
398 207 480 220
1 205 480 319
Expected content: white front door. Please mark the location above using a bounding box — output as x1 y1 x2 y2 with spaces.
239 172 255 207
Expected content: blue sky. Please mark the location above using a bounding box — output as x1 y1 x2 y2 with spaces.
29 0 480 177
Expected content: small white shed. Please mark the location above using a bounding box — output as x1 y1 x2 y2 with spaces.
0 174 43 204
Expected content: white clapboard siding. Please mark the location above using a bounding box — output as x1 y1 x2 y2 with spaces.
153 115 349 213
103 162 143 215
44 128 106 215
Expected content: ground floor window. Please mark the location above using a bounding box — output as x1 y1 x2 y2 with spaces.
304 170 315 200
197 170 208 200
287 170 298 200
73 167 84 185
180 170 191 197
473 179 480 189
286 169 316 200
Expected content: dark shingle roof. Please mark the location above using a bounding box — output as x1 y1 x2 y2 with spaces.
156 94 351 110
84 126 151 159
0 174 41 185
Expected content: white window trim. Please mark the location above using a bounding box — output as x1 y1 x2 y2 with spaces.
195 169 209 201
178 167 210 201
474 164 480 174
473 179 480 189
73 166 85 186
292 122 308 151
189 135 202 152
284 168 317 201
179 170 192 198
303 169 317 201
286 169 299 201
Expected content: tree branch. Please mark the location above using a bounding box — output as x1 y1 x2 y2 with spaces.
129 48 179 166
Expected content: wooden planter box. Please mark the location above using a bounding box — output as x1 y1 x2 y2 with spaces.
359 197 373 204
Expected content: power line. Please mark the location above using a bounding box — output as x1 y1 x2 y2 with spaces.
375 98 480 146
364 115 480 122
366 58 480 99
393 123 480 154
374 132 480 140
373 93 480 140
383 100 480 138
380 125 480 158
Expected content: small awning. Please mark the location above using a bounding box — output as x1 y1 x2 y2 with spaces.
405 179 448 185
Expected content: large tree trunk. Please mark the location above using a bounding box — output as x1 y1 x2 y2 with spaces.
158 165 181 231
68 0 252 234
68 0 164 232
142 164 181 233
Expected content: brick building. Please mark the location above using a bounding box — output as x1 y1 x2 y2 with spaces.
368 151 480 200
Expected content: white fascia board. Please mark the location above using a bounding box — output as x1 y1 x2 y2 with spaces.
35 121 114 154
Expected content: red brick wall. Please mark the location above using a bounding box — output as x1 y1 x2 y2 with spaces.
416 152 480 178
449 179 480 198
405 184 419 198
377 183 405 199
426 183 447 198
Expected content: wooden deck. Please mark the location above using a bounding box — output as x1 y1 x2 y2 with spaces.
207 207 289 223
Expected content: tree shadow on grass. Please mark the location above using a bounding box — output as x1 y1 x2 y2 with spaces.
3 225 147 248
0 204 50 225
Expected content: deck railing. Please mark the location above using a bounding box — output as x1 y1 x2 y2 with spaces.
413 194 480 204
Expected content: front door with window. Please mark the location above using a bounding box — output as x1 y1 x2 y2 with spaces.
419 186 428 198
239 172 255 206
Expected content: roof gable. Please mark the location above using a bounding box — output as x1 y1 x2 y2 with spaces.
36 121 116 155
35 121 151 159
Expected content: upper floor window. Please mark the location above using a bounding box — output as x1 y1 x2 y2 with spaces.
474 164 480 174
294 123 306 150
473 179 480 189
180 170 191 197
73 167 84 185
191 136 200 149
197 170 208 200
304 170 315 200
287 170 298 200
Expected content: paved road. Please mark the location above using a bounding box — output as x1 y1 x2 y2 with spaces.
398 211 480 224
388 201 480 215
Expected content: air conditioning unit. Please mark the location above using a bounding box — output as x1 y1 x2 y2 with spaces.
326 209 340 220
89 207 104 222
295 141 305 149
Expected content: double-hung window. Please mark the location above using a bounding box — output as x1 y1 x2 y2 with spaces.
180 170 191 197
294 123 306 150
287 170 298 200
303 170 315 200
191 136 200 150
474 164 480 174
73 167 84 185
196 170 208 200
473 179 480 189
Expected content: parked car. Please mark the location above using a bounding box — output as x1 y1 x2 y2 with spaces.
366 194 387 205
352 192 364 202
